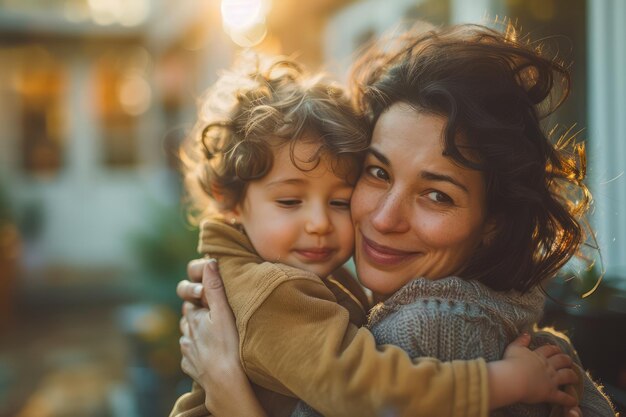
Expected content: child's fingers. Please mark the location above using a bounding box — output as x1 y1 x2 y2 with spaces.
546 352 573 370
533 343 562 358
548 389 578 408
565 406 582 417
201 261 232 316
555 368 579 386
509 332 531 347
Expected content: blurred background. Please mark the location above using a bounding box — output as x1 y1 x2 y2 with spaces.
0 0 624 416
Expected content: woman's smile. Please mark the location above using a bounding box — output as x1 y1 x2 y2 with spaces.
359 232 420 266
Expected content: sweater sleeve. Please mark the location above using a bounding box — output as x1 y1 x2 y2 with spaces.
242 278 489 417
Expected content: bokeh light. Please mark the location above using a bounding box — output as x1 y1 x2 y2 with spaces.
87 0 149 27
221 0 270 47
118 73 151 116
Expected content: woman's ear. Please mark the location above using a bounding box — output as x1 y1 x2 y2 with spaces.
481 217 499 248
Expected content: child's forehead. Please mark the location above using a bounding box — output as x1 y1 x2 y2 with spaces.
265 140 355 182
269 136 337 164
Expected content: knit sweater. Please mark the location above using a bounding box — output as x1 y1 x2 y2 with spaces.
293 277 615 417
169 219 489 417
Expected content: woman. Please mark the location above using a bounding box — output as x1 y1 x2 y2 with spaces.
176 24 616 417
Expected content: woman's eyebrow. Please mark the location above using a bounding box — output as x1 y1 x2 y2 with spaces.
420 171 469 193
367 147 390 165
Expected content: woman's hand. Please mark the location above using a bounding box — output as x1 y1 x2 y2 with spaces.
179 260 267 417
176 258 210 306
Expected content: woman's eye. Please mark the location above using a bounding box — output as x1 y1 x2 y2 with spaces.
426 191 453 204
365 166 390 181
330 199 350 209
276 199 301 207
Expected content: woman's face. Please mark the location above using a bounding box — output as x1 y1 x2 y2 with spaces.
351 103 493 296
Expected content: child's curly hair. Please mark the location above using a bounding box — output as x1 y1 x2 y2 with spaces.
182 53 369 222
350 23 592 293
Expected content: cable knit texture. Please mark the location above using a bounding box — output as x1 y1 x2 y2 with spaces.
293 277 616 417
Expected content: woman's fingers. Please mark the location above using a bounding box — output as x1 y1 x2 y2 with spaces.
177 280 204 303
179 316 189 335
187 257 215 283
201 260 231 317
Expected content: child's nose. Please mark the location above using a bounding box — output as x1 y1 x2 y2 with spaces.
305 208 333 235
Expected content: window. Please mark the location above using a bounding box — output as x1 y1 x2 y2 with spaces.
17 47 66 176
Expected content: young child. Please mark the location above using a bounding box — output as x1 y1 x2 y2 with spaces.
171 53 579 417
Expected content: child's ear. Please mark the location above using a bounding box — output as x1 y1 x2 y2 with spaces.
223 207 242 226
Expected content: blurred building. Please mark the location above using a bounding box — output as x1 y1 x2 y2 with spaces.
0 0 235 276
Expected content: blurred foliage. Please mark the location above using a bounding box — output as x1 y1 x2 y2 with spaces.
17 199 45 240
0 181 13 225
125 203 199 412
130 201 198 303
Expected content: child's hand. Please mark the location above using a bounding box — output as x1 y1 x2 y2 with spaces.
503 333 579 406
488 333 579 410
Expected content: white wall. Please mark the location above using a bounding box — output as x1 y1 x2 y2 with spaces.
588 0 626 278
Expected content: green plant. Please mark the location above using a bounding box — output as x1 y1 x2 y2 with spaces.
129 202 199 303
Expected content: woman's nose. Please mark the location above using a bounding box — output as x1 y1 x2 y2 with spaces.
370 191 410 234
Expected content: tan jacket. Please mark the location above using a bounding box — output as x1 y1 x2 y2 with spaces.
169 218 488 417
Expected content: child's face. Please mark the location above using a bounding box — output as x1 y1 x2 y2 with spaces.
232 139 355 278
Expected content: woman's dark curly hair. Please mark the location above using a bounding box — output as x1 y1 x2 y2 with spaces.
182 53 369 221
350 23 591 292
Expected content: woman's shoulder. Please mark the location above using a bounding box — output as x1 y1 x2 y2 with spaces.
368 276 545 345
367 277 510 361
367 277 484 327
368 276 533 321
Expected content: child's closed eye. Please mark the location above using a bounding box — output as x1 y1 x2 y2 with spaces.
330 199 350 209
276 199 302 207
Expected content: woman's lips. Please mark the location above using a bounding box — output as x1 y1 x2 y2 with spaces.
294 248 334 262
360 234 417 266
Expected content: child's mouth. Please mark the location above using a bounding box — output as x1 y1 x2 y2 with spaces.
294 248 334 262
